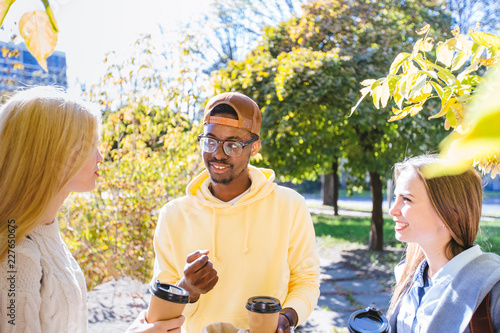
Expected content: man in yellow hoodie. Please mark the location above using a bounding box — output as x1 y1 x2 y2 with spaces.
152 92 320 333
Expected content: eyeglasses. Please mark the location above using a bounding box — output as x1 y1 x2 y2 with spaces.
197 135 258 156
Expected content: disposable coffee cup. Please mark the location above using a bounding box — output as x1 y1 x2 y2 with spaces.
146 280 189 323
246 296 282 333
347 307 389 333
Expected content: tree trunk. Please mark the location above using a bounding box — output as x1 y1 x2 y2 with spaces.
322 173 333 206
369 171 384 251
322 159 339 216
332 160 339 216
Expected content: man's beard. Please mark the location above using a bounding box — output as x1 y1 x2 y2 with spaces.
208 158 245 185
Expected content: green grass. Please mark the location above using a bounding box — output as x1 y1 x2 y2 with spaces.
312 214 402 248
476 221 500 253
313 214 500 256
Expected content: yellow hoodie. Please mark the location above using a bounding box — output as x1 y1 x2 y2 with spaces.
152 165 320 333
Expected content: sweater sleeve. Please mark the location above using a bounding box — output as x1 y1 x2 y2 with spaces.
283 198 320 326
0 239 43 333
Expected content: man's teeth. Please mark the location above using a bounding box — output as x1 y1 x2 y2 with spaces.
213 165 228 169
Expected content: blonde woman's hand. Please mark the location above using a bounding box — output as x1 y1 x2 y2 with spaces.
125 310 185 333
142 315 185 332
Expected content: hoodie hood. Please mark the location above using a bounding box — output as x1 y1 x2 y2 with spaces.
186 165 277 207
185 165 277 260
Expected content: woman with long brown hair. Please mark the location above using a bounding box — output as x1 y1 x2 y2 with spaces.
387 155 500 332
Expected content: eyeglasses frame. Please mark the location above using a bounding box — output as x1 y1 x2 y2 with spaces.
197 134 259 157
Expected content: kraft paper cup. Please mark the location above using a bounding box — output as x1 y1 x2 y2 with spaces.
246 296 282 333
146 280 189 323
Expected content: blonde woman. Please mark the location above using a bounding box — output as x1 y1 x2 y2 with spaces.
388 155 500 332
0 87 183 333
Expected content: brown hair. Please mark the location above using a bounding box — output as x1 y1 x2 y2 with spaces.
388 154 483 314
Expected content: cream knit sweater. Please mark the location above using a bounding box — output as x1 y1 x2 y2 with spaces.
0 221 87 333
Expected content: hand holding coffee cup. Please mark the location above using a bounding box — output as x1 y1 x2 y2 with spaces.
146 280 189 323
246 296 282 333
178 250 219 303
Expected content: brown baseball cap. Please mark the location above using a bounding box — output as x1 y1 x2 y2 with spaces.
203 92 261 135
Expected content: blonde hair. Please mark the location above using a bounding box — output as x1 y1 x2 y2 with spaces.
388 154 483 315
0 86 101 262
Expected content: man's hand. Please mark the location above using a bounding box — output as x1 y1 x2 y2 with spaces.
178 250 218 303
277 308 298 333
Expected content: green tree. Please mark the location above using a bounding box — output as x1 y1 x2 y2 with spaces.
213 0 452 250
213 47 354 214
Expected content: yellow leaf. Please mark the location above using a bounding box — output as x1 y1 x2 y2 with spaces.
408 92 431 103
372 84 382 109
350 86 371 116
429 98 457 119
380 79 390 108
469 30 500 50
410 106 422 116
421 37 434 52
424 61 499 178
360 79 376 87
389 110 409 122
0 0 16 26
416 24 430 35
446 109 457 127
451 51 468 71
436 39 455 68
479 56 499 67
389 105 422 122
412 38 423 57
389 53 411 74
19 11 58 72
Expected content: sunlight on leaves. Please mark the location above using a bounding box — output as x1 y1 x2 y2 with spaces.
424 63 500 178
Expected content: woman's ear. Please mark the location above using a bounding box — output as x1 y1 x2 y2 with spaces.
250 140 261 157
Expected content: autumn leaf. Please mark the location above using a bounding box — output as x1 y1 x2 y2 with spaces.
469 30 500 51
0 0 15 26
429 97 457 119
19 10 58 72
425 62 500 177
416 24 430 35
479 56 499 67
389 53 410 75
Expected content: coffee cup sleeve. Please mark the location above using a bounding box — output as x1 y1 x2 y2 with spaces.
124 310 155 333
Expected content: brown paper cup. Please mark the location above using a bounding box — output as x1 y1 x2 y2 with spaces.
248 311 280 333
246 296 282 333
146 280 189 322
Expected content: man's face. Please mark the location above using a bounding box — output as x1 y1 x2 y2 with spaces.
202 122 259 186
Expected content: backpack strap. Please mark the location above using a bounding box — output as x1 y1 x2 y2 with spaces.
470 292 494 333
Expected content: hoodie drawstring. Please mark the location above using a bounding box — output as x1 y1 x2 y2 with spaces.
243 205 249 254
212 207 217 262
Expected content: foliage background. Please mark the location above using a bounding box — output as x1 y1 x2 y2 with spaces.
58 36 205 289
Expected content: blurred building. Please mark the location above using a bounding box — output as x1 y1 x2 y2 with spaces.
0 41 67 91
